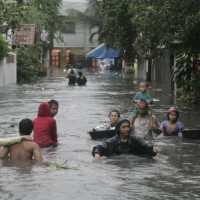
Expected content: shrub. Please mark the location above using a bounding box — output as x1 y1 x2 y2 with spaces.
172 51 200 103
0 35 10 61
16 45 47 83
125 65 135 74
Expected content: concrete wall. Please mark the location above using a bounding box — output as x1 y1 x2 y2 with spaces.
0 53 17 86
54 1 99 51
153 50 172 91
53 21 98 50
137 56 148 80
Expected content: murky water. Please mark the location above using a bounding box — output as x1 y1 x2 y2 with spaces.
0 68 200 200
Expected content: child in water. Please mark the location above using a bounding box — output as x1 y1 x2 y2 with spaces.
93 110 120 131
130 81 154 129
48 99 59 118
160 107 184 136
33 102 58 148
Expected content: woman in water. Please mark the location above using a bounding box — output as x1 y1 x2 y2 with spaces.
93 110 120 131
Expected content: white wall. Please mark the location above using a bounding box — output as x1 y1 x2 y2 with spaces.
54 21 98 50
54 1 99 51
0 53 17 86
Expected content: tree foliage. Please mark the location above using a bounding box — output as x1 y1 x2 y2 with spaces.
98 0 200 103
98 0 200 58
16 44 46 83
0 1 27 60
25 0 63 46
0 0 28 35
0 0 64 83
100 0 137 60
0 0 63 46
172 51 200 103
130 0 200 53
0 34 10 61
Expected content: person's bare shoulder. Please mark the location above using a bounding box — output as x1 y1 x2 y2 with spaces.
21 140 39 150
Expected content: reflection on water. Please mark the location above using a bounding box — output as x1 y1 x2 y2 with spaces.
0 69 200 200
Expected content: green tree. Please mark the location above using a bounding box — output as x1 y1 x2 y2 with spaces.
25 0 63 47
100 0 137 60
0 0 28 60
16 44 46 83
0 34 10 61
99 0 200 103
130 0 200 53
0 0 28 35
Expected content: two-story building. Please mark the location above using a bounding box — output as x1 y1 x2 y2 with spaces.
52 1 98 68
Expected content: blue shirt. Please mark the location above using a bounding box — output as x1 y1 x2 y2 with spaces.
133 92 153 101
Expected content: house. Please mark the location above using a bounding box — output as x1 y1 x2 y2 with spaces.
52 1 99 68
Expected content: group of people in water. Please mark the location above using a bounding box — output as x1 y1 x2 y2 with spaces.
0 80 184 163
0 100 59 162
65 65 87 86
91 81 184 160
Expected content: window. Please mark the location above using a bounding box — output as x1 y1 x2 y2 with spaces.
63 22 75 34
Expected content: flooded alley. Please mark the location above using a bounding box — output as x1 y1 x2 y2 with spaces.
0 68 200 200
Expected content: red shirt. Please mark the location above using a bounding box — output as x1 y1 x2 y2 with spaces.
33 102 58 148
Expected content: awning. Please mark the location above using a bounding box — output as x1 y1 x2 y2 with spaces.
86 43 120 59
51 49 60 55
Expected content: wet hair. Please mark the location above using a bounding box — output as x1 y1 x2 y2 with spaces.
48 99 59 108
167 106 179 121
140 81 149 87
137 99 148 108
19 118 34 135
78 71 83 76
115 118 130 135
109 109 120 118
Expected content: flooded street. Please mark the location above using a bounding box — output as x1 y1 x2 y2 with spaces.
0 68 200 200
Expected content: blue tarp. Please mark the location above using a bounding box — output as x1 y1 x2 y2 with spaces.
86 43 120 59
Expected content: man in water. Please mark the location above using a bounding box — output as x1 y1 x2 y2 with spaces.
0 118 43 161
92 118 161 160
76 71 87 86
130 99 161 139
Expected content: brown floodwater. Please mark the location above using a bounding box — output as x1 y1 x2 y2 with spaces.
0 68 199 200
